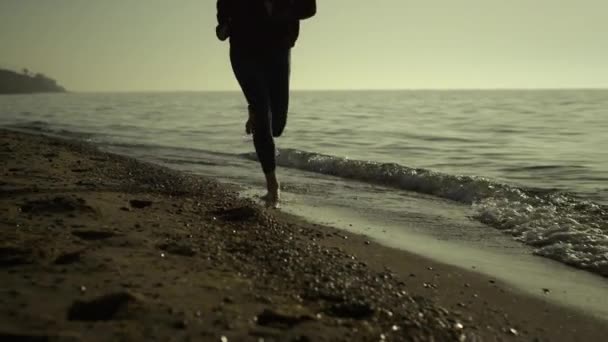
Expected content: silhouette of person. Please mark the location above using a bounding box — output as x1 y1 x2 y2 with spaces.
216 0 316 208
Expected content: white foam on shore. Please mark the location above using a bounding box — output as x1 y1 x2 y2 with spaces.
243 149 608 277
284 198 608 321
474 196 608 276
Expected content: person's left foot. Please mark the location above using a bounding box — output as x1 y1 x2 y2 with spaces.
263 171 280 209
261 178 280 209
260 190 280 209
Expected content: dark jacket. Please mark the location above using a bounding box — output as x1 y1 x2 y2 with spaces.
216 0 316 50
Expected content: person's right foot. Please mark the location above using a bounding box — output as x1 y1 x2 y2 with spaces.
260 190 280 209
262 175 280 209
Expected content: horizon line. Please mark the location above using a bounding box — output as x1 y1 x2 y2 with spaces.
66 87 608 93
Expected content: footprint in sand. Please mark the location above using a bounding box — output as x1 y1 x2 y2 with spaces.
212 206 257 222
20 196 96 216
54 249 86 265
157 242 198 257
67 291 145 321
325 301 375 320
71 230 118 241
129 199 153 209
0 332 80 341
255 308 314 329
0 246 35 267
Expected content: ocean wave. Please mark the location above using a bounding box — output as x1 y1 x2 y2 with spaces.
157 157 220 167
243 149 517 203
244 149 608 277
101 141 236 159
5 121 95 140
8 120 50 130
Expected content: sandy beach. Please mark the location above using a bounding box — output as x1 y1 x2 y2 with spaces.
1 129 607 341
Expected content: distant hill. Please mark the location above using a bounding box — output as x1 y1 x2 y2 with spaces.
0 68 66 94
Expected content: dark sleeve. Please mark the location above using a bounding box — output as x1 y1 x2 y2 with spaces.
217 0 230 25
293 0 316 20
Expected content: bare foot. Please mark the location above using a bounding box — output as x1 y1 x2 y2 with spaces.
260 190 280 209
262 172 280 209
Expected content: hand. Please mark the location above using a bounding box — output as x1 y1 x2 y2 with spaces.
216 24 230 41
264 0 273 15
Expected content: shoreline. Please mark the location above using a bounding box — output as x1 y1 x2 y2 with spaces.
1 129 607 341
273 199 608 321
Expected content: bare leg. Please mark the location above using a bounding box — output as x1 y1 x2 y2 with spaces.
230 49 281 207
267 50 290 137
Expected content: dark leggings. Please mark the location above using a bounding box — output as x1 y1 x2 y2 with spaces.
230 47 290 174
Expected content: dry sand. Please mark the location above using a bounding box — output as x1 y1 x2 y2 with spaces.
1 129 607 341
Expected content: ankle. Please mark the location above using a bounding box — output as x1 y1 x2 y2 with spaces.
264 172 279 192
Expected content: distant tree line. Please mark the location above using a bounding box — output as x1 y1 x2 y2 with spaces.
0 68 66 94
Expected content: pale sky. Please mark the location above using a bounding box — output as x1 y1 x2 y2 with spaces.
1 0 607 91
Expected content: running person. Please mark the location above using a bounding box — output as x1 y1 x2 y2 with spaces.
216 0 316 207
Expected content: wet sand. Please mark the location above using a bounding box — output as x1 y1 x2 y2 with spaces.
1 129 607 341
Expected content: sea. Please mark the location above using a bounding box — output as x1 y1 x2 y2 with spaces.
1 90 607 309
